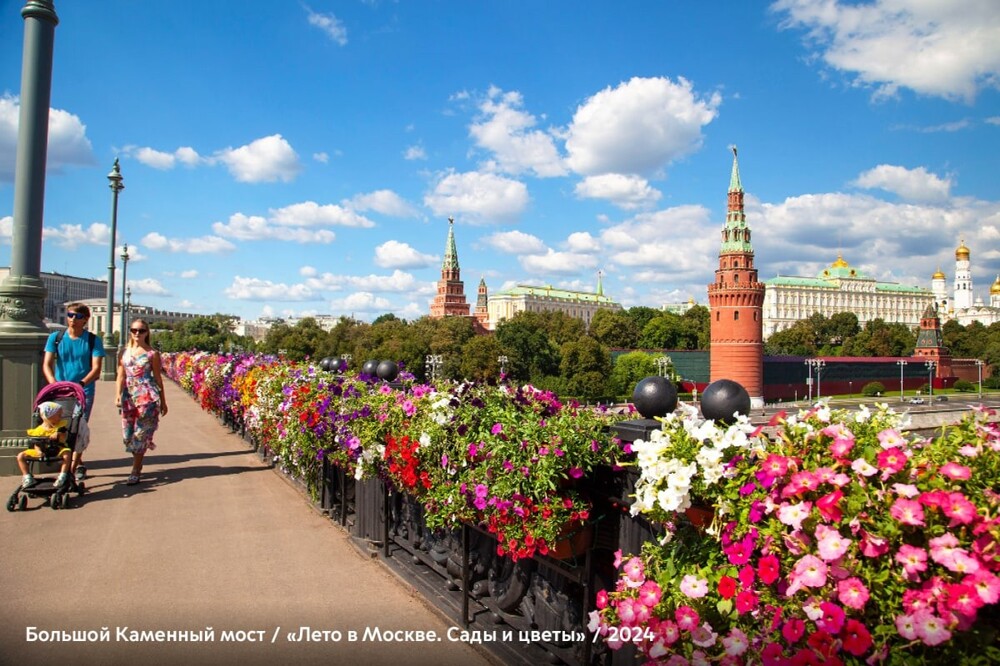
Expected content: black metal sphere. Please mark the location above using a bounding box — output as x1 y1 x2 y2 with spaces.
376 360 399 381
631 376 678 418
318 357 332 371
333 358 347 373
361 360 379 376
700 379 751 424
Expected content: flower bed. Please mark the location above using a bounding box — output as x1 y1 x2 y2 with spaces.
162 352 629 561
593 402 1000 664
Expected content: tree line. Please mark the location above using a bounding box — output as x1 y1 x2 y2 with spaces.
150 307 1000 399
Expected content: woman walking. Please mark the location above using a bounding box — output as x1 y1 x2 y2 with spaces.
115 319 168 485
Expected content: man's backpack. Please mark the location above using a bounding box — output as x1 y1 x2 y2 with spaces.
53 329 97 357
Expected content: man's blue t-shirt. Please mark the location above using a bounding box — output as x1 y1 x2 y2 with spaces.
44 330 107 403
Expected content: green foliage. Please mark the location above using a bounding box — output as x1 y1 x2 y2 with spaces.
559 337 611 400
953 379 976 392
495 312 561 380
457 334 504 381
608 351 658 399
861 381 886 397
154 315 252 354
589 309 639 348
625 306 661 333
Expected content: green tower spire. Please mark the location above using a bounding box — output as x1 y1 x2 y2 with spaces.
720 145 753 254
443 217 459 272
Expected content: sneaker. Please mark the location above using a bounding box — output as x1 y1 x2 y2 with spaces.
74 466 87 482
55 473 69 489
21 475 37 489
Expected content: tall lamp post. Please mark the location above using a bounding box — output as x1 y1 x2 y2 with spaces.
101 158 124 380
804 360 813 402
897 360 908 401
976 359 985 398
118 243 129 341
426 354 442 381
497 354 508 377
656 355 673 379
125 286 131 328
807 359 826 400
925 360 937 398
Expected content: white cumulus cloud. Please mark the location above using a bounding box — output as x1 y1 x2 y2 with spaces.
346 190 419 217
306 7 348 45
142 231 236 254
374 240 438 269
480 230 547 254
224 276 316 301
853 164 952 202
424 170 530 224
575 173 663 210
469 86 566 178
520 249 599 275
214 134 301 183
0 94 95 182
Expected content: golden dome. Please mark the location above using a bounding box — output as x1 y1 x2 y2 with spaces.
932 267 946 280
831 253 849 269
992 275 1000 295
956 238 970 261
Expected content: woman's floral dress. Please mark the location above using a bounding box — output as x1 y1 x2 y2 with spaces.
121 348 162 454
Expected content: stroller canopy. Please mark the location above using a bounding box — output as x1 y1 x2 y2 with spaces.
33 381 86 412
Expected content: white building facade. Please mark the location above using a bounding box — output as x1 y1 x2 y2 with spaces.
487 281 622 331
936 240 1000 326
763 255 933 339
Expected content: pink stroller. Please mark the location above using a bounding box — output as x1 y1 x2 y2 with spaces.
6 381 89 511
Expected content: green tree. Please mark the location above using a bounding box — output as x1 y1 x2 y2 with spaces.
682 305 711 349
559 336 611 400
608 351 658 399
639 314 685 349
626 306 661 334
765 320 818 356
495 313 560 381
259 317 329 361
458 335 505 382
589 309 639 348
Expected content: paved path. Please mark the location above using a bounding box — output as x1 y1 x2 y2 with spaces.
0 379 496 666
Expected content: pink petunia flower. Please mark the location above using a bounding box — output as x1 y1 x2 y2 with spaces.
782 470 819 497
877 447 908 476
890 497 926 526
895 544 928 578
942 491 978 526
735 589 759 614
912 609 952 646
675 606 700 632
782 617 805 644
894 613 918 640
939 461 971 480
858 530 890 557
815 524 851 561
722 628 749 656
877 428 907 449
851 458 878 477
758 554 781 585
892 482 919 498
815 489 844 523
778 501 812 531
966 570 1000 604
638 579 662 607
791 555 828 589
690 622 718 648
680 575 709 598
816 601 845 634
946 582 984 617
838 577 870 610
623 556 645 588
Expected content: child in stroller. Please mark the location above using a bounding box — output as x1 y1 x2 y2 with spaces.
6 382 90 511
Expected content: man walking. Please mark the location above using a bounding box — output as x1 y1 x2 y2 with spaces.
42 302 105 482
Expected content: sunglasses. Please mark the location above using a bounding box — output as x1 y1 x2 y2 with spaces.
130 328 148 334
66 312 87 319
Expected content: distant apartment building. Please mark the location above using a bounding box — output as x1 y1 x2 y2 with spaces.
76 298 200 338
0 268 106 324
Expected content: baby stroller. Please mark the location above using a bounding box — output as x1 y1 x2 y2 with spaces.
6 381 89 511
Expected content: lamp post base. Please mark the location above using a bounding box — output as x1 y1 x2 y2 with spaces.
101 344 118 381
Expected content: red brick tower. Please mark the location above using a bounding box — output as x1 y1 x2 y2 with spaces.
913 302 953 384
473 276 490 330
707 147 766 406
430 217 471 318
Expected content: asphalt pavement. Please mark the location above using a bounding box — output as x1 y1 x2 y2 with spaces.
0 379 497 666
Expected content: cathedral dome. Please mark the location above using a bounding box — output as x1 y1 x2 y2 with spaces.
991 275 1000 295
932 267 946 280
956 239 970 261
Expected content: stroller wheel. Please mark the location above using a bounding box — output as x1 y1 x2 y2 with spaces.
5 495 16 512
60 493 70 509
51 494 60 510
18 495 27 511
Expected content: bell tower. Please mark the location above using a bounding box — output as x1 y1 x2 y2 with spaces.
707 147 765 407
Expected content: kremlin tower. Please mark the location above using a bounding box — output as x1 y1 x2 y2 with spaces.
953 238 973 312
913 301 953 385
429 218 471 318
707 147 765 407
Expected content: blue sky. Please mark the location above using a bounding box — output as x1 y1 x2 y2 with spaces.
1 0 999 323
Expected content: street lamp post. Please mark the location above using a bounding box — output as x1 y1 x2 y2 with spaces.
976 359 985 398
848 381 853 399
497 354 508 377
897 360 908 401
118 243 129 342
101 159 124 380
426 354 442 381
925 360 937 398
125 286 131 327
804 360 813 402
806 359 826 400
340 353 352 371
656 355 672 379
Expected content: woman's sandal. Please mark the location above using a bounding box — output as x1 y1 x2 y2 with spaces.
126 470 140 485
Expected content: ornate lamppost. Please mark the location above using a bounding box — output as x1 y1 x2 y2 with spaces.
101 158 123 380
976 359 985 398
118 243 129 342
426 354 442 381
925 360 937 398
656 355 673 379
125 286 131 327
497 354 508 377
897 360 908 401
807 358 826 400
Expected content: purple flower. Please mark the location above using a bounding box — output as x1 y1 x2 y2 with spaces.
491 423 503 435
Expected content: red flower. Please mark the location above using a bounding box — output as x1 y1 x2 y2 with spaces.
758 554 781 585
842 619 873 656
718 575 737 599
